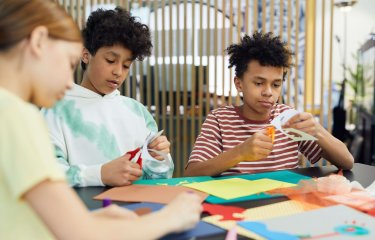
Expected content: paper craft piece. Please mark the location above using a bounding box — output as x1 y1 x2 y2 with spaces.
202 203 245 221
206 170 311 203
203 215 265 240
184 178 295 200
323 191 375 211
241 200 320 221
202 200 319 239
270 109 317 142
133 176 213 186
93 185 208 204
238 205 375 240
238 222 298 240
141 130 167 160
122 202 164 214
120 202 226 240
270 109 299 129
282 128 317 141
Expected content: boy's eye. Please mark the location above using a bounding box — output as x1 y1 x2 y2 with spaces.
255 82 263 86
106 59 115 64
123 65 130 69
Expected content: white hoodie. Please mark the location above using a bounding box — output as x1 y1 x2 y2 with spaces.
42 84 173 187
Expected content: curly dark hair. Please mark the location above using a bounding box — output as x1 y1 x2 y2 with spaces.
81 7 152 70
226 31 293 79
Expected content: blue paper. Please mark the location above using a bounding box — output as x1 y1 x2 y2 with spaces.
238 221 298 240
121 202 225 240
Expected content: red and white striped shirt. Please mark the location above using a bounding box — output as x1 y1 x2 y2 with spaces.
188 104 322 175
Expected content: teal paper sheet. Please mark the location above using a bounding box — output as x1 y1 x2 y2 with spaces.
133 175 214 186
133 170 311 204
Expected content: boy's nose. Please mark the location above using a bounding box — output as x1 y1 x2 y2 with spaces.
112 64 123 77
262 86 273 96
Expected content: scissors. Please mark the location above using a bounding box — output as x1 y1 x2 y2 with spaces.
126 130 164 168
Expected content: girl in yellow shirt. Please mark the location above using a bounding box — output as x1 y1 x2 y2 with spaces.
0 0 202 239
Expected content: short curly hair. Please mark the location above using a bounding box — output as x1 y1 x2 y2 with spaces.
226 31 293 79
81 7 152 70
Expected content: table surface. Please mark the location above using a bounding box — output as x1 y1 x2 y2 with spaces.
74 163 375 239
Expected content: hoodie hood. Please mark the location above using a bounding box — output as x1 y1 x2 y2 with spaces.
66 84 120 99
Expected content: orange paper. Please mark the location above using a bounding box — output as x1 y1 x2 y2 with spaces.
94 184 208 204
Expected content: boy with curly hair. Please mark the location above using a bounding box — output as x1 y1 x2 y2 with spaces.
185 32 353 177
43 7 173 187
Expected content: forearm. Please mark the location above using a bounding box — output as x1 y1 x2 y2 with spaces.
25 181 173 240
84 211 173 240
316 125 354 170
184 147 243 176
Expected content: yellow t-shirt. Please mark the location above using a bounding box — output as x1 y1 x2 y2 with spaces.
0 88 65 239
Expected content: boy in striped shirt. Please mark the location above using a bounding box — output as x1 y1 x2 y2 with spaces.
185 32 354 176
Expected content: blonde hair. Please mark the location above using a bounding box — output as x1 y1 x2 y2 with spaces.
0 0 82 51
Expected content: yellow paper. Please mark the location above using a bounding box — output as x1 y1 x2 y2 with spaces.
242 200 320 220
183 178 296 200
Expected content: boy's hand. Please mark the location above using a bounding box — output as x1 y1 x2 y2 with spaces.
101 154 143 186
283 112 319 137
238 129 273 161
148 136 170 160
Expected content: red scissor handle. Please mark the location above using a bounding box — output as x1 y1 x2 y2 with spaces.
126 147 142 168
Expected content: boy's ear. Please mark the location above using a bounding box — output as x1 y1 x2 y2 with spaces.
81 48 90 64
28 26 49 58
234 76 242 92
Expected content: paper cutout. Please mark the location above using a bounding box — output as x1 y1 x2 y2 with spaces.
282 128 317 141
184 178 295 200
270 109 317 142
238 222 298 240
119 202 226 240
241 200 320 221
93 184 208 204
202 203 245 221
238 205 375 240
141 130 167 161
133 207 152 216
270 109 299 131
323 191 375 211
202 200 319 239
203 215 265 240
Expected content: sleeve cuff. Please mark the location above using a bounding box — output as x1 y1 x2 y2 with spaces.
80 164 105 187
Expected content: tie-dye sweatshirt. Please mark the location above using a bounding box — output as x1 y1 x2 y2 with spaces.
42 84 173 187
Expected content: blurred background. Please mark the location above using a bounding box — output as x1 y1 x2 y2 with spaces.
55 0 375 176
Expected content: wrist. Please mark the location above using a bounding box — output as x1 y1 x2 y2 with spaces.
153 209 176 233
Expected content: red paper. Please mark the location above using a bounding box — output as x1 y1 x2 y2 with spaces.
202 203 245 221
